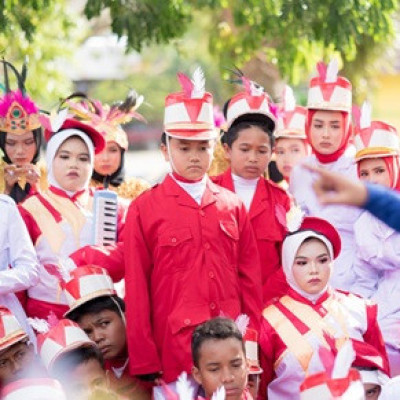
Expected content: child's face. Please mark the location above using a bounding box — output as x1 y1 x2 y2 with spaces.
5 131 37 166
0 341 34 385
52 137 91 192
225 126 272 180
358 158 392 188
292 238 332 294
62 358 106 400
274 138 308 179
94 141 121 177
192 338 248 400
310 110 344 155
364 383 381 400
161 137 214 180
246 374 260 399
78 310 127 360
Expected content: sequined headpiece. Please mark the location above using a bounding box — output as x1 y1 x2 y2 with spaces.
0 59 41 134
65 91 145 150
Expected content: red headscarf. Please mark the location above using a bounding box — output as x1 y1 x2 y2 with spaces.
306 110 352 164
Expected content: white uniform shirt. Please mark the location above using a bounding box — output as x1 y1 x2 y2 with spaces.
290 155 362 290
0 194 39 342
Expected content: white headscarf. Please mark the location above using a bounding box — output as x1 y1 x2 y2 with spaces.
46 129 94 195
282 230 334 302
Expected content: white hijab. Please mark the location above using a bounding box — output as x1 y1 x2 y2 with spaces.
282 230 334 302
46 129 94 195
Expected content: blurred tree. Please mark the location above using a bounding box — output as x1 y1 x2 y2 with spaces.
83 0 399 100
0 0 86 109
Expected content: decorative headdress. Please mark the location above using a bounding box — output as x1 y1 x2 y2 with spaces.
275 85 307 139
37 318 96 372
0 306 28 352
1 378 67 400
0 58 41 134
164 66 217 140
63 265 116 316
65 90 145 150
307 59 352 113
353 102 399 161
226 68 277 131
300 340 364 400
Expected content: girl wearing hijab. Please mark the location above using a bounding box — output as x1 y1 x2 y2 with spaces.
0 59 47 203
289 59 361 291
259 216 389 400
65 91 150 203
18 113 124 320
351 104 400 376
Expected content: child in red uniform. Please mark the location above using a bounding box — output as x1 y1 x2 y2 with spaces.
191 317 252 400
64 266 150 400
212 76 290 303
68 69 263 390
124 69 262 388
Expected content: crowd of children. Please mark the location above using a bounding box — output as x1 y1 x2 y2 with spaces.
0 56 400 400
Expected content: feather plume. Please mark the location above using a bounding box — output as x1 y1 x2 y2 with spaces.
176 372 195 400
20 56 28 93
331 340 356 379
211 386 226 400
325 58 339 83
177 72 194 98
316 62 327 81
47 311 59 328
235 314 250 336
0 90 38 117
283 85 296 112
191 66 205 99
160 379 179 400
275 204 288 229
285 206 305 232
241 76 252 95
269 103 280 119
360 101 372 130
352 105 361 130
28 317 49 334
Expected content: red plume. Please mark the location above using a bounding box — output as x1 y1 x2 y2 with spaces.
316 62 327 81
177 72 194 98
241 76 252 95
159 379 179 400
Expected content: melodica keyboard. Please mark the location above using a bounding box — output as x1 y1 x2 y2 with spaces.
92 190 118 246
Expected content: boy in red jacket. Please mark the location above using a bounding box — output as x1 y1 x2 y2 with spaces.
125 69 262 388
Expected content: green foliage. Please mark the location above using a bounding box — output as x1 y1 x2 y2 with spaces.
0 1 85 109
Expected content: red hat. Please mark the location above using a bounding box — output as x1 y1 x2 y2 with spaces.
291 216 341 260
243 328 262 375
226 76 276 131
64 265 116 316
275 86 307 140
0 307 28 352
1 378 66 400
39 110 106 154
307 59 352 113
37 319 95 372
300 341 364 400
164 67 217 140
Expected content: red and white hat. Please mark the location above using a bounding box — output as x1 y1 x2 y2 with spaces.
226 76 276 131
300 341 364 400
63 265 116 316
275 86 307 140
0 307 28 352
244 328 262 375
164 67 217 140
37 319 96 372
1 378 66 400
307 59 352 113
354 102 399 161
300 369 364 400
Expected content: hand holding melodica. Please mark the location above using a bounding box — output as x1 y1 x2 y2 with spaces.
303 164 368 207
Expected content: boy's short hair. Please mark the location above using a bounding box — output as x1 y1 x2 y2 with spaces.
191 317 244 367
67 295 125 322
51 345 104 380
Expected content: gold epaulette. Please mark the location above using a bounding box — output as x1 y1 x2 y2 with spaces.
208 140 230 177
